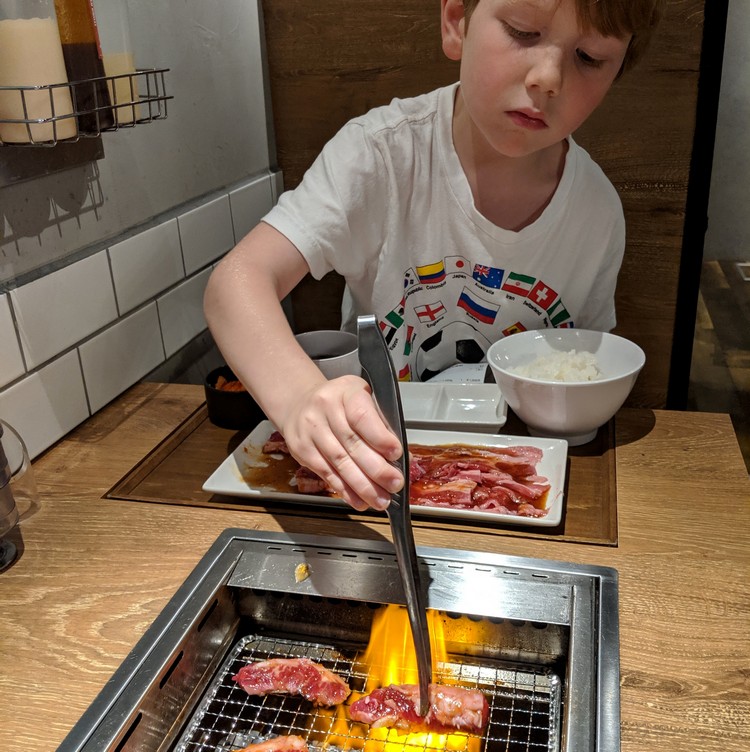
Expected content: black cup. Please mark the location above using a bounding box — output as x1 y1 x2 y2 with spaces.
204 366 266 431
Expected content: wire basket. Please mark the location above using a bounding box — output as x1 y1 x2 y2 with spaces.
0 67 171 146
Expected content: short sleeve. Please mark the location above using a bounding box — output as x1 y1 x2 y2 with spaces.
262 122 390 281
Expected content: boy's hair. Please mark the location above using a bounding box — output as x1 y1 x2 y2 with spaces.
462 0 666 75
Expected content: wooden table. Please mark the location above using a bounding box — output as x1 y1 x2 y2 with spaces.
1 383 748 752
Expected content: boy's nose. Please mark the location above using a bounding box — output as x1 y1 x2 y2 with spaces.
525 46 563 97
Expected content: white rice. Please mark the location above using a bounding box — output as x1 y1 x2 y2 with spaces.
510 349 603 382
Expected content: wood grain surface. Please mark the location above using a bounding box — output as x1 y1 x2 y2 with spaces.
259 0 710 409
0 383 748 752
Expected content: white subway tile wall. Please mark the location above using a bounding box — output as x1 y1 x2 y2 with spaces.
178 195 235 275
229 174 276 241
0 294 25 388
108 220 185 315
79 304 166 413
11 253 118 370
157 267 212 358
0 172 278 458
0 351 89 460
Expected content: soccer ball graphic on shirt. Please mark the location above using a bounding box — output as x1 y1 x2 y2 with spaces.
414 321 491 382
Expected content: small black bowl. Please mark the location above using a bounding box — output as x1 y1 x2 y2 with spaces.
204 366 266 431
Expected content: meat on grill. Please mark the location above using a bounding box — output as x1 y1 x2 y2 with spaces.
348 683 489 734
237 735 308 752
233 658 351 706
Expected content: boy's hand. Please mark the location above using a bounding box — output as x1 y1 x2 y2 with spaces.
277 375 405 511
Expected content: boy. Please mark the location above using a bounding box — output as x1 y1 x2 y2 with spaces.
204 0 664 512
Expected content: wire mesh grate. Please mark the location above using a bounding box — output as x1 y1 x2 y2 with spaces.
173 635 560 752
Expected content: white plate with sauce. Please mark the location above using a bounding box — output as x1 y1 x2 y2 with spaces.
203 422 567 527
399 382 507 432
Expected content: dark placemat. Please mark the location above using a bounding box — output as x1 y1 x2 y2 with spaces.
105 405 617 545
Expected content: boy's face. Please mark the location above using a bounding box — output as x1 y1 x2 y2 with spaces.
442 0 631 159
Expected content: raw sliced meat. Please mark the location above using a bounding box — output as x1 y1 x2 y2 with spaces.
233 658 350 706
260 430 550 516
408 444 550 517
262 431 289 454
237 736 308 752
294 466 331 494
349 683 489 734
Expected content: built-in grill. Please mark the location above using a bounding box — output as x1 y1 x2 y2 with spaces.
57 529 620 752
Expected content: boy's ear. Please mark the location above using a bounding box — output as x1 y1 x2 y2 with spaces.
441 0 466 61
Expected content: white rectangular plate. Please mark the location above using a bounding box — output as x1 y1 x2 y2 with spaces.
399 382 507 432
203 421 567 527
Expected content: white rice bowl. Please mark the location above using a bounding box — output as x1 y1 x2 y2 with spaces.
510 350 603 382
487 330 645 446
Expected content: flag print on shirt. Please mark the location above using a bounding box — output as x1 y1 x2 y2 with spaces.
403 268 419 294
416 261 446 285
457 287 499 325
472 264 505 289
503 322 527 336
547 298 573 327
502 272 535 296
403 325 416 356
381 307 404 329
445 255 471 275
415 301 446 322
379 305 405 345
528 281 559 310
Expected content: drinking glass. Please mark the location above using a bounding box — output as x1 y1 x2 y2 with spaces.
0 418 38 570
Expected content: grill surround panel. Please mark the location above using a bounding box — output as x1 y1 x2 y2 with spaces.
56 529 620 752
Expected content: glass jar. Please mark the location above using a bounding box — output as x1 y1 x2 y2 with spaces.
53 0 114 132
93 0 139 124
0 419 38 570
0 0 77 143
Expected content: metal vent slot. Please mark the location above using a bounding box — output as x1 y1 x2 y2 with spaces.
173 635 561 752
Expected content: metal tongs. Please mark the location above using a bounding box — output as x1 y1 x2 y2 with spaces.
357 314 433 716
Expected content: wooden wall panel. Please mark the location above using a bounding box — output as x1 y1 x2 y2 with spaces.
260 0 709 408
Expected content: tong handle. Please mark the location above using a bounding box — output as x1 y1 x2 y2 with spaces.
355 315 408 477
356 314 432 716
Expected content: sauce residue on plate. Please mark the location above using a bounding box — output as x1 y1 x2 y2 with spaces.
240 444 315 493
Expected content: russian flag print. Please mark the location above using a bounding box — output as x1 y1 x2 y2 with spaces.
457 287 499 324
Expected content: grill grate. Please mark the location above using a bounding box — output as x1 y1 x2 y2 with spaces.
174 635 561 752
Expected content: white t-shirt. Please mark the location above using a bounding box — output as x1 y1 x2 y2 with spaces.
264 83 625 381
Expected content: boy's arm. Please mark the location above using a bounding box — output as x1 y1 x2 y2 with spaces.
203 222 403 511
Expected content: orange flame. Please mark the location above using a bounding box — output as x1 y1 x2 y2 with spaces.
320 605 481 752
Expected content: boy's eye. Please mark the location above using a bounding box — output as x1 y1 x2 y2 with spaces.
576 49 604 68
502 21 539 42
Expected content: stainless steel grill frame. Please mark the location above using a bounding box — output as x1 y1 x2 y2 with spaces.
56 529 620 752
